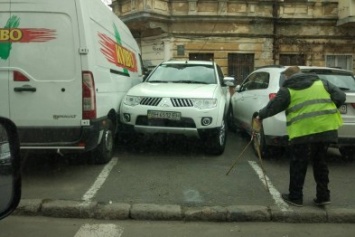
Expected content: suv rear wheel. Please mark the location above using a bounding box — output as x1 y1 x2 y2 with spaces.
339 146 354 162
251 116 271 159
252 125 269 159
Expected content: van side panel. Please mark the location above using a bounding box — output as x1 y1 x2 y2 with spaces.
1 0 142 155
81 0 142 118
8 0 82 128
0 1 11 118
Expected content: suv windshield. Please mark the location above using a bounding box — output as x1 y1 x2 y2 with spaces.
147 64 216 84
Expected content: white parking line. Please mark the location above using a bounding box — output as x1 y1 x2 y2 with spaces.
248 161 291 212
82 157 118 202
74 224 124 237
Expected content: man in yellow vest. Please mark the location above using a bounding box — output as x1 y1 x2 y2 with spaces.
256 66 346 207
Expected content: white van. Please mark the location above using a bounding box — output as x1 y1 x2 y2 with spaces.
0 0 144 164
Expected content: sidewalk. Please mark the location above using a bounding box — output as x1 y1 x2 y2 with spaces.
13 198 355 223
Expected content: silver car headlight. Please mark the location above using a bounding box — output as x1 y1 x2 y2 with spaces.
192 98 217 109
124 96 141 106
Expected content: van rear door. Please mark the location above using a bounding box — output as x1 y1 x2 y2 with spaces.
8 0 82 143
0 1 11 118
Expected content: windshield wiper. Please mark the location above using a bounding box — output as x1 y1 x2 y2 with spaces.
338 87 350 91
172 80 209 84
148 80 169 83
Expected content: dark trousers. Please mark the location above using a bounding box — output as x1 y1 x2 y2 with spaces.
289 142 330 201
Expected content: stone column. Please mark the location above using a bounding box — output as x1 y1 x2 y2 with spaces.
111 0 121 17
188 0 198 15
218 0 227 15
163 39 172 61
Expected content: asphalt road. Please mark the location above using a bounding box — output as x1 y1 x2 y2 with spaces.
19 131 355 210
1 216 355 237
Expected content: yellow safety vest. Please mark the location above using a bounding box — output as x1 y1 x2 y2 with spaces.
286 80 343 140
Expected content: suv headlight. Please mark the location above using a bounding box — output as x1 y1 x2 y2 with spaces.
192 98 217 109
124 96 141 106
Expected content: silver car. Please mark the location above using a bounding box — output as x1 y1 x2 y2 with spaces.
229 65 355 160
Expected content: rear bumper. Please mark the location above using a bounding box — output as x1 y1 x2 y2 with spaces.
264 135 289 147
337 125 355 146
335 137 355 147
18 118 106 153
264 135 355 148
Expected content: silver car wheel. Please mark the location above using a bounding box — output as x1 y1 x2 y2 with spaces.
219 119 226 146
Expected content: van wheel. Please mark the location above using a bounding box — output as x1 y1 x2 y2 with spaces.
204 118 227 155
92 121 114 164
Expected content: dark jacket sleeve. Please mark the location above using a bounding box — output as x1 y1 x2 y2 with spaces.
258 87 290 119
321 80 346 108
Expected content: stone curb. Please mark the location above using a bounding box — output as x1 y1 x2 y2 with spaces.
12 199 355 223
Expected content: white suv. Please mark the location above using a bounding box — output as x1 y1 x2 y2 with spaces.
120 60 234 155
229 65 355 160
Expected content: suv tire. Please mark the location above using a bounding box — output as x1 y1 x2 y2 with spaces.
227 106 237 133
339 146 354 162
251 118 270 159
203 118 227 155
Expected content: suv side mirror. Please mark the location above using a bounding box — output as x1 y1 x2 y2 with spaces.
0 117 21 220
235 84 241 92
223 76 235 87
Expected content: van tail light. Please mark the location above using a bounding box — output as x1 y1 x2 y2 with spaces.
82 71 96 119
351 103 355 109
269 93 277 100
13 71 30 81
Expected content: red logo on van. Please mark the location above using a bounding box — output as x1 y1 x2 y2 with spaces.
0 28 56 43
0 16 56 60
99 32 138 72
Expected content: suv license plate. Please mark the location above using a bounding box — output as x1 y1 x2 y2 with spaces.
147 110 181 120
339 104 347 114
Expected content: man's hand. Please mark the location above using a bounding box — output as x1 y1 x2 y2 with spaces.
253 115 262 133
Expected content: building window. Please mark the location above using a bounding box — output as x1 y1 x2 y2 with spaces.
228 53 254 84
279 54 306 66
189 53 214 61
326 55 352 71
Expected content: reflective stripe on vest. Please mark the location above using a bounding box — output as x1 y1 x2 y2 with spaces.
286 80 343 140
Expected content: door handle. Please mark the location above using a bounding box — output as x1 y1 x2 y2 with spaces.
14 86 36 92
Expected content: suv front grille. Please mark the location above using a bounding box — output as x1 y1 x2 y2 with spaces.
140 97 162 106
139 97 194 107
171 98 193 107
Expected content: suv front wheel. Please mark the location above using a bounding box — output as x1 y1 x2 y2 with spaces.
200 118 227 155
227 104 237 133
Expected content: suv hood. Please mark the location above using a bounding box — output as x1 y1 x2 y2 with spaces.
127 83 218 98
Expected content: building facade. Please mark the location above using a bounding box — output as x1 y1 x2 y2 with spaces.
112 0 355 82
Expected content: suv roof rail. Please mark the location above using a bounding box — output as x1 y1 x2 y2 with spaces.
256 65 285 69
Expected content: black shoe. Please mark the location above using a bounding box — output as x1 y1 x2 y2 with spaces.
281 194 303 207
313 198 331 206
